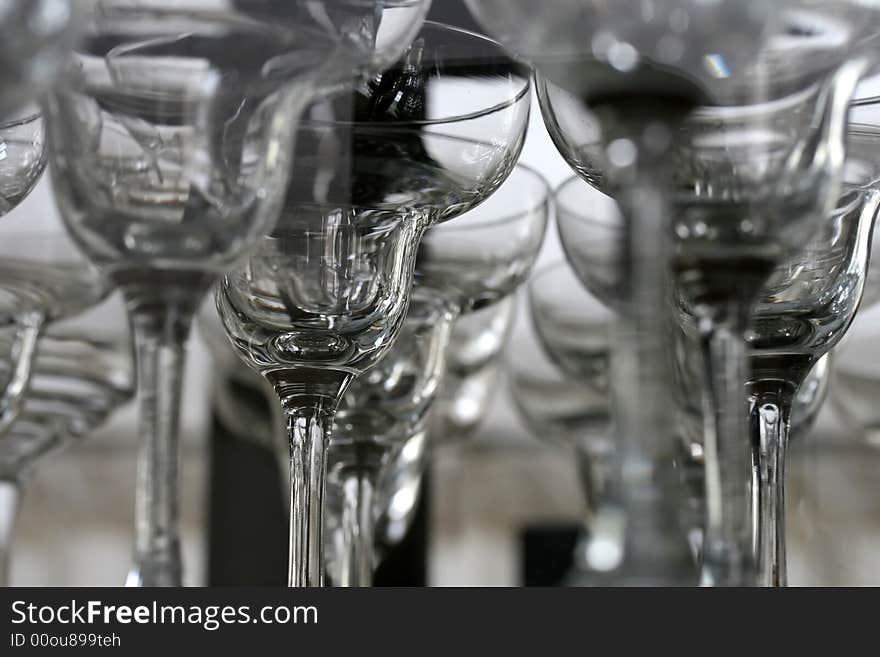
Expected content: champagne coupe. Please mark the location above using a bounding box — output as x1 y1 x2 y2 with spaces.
0 109 46 217
555 159 880 585
375 296 518 553
0 322 134 585
466 0 773 586
518 254 838 585
476 0 880 586
432 295 516 443
0 0 85 116
509 261 621 582
512 261 834 584
216 21 531 586
324 288 454 587
0 229 108 436
44 0 432 587
322 163 550 586
744 122 880 586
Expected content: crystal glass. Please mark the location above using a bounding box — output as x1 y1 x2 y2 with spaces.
44 0 431 587
0 319 134 585
0 108 46 217
509 261 621 581
0 229 108 435
379 295 515 547
555 144 880 586
320 163 549 586
215 21 531 586
482 0 877 586
324 288 454 587
432 295 516 443
741 124 880 586
515 257 834 586
0 0 85 116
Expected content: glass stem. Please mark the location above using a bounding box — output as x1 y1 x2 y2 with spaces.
0 312 43 435
749 379 796 587
128 307 194 587
286 409 334 587
696 309 754 586
574 448 599 526
0 478 21 586
338 463 380 587
609 161 696 584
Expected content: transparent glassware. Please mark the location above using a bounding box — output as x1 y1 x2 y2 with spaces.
215 21 531 587
43 0 431 587
319 163 549 586
0 109 46 217
0 229 109 437
0 0 85 116
432 295 516 443
0 320 135 586
556 151 880 586
323 288 454 587
482 1 877 586
509 261 623 582
514 259 837 586
740 126 880 586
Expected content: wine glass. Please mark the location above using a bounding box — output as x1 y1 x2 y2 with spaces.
509 261 622 581
320 163 549 586
0 318 134 585
555 143 880 586
376 296 518 552
477 0 879 586
741 123 880 587
215 21 531 586
0 0 85 116
0 229 109 436
432 295 516 443
323 288 454 587
518 252 840 586
43 0 432 587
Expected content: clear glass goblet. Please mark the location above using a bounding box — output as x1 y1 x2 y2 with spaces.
0 319 134 586
502 1 877 586
510 261 623 582
556 148 880 586
741 124 880 586
215 21 531 587
519 252 839 586
321 163 550 586
381 294 515 546
0 0 85 116
44 0 432 587
0 229 109 436
324 288 454 587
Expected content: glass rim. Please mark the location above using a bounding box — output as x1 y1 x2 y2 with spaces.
0 109 41 130
851 94 880 108
528 259 613 320
280 158 549 222
554 175 618 226
427 162 551 232
848 121 880 138
301 20 532 128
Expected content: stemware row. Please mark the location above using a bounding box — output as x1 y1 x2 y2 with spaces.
5 0 880 588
